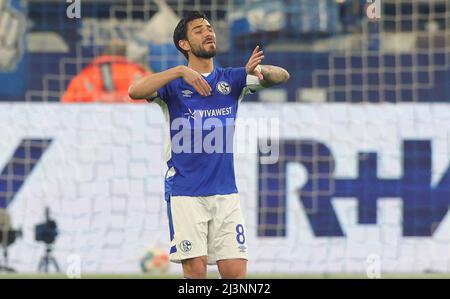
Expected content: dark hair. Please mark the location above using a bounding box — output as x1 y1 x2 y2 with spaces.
173 11 209 60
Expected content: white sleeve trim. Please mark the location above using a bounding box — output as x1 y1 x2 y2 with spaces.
237 75 265 103
246 75 265 92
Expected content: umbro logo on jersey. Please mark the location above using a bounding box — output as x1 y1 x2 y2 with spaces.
182 90 193 97
217 81 231 95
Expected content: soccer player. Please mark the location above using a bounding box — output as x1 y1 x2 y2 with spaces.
129 11 289 279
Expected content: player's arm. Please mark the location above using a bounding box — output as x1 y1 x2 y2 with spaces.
245 45 290 88
128 65 212 101
258 65 290 88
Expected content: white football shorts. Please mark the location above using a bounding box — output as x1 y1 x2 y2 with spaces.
166 193 248 265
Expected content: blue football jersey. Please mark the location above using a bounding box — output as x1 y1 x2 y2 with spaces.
154 67 258 197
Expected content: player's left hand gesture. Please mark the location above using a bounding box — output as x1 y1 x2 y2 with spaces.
245 45 264 80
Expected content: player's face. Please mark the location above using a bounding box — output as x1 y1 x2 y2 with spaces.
186 18 216 59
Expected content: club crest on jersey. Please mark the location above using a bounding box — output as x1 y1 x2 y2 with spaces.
217 81 231 95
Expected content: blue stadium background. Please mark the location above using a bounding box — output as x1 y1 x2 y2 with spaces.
2 0 449 103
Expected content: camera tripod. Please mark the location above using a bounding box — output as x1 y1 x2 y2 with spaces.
0 245 16 273
37 244 60 273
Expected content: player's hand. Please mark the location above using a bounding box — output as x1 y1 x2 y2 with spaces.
180 66 212 96
245 45 264 80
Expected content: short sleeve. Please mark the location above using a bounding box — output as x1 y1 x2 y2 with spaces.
230 67 265 101
156 82 171 103
230 67 248 93
245 74 265 93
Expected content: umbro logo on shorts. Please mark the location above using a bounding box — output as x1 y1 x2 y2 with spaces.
180 240 192 253
238 245 247 253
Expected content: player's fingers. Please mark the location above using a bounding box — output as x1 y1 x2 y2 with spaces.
249 52 264 63
192 84 203 96
252 45 259 55
249 51 264 63
246 63 256 73
199 82 210 96
197 76 211 94
247 60 261 72
252 50 264 58
189 75 208 96
248 46 261 63
249 56 264 66
199 79 212 96
195 78 210 96
248 59 263 70
192 80 207 96
200 76 212 92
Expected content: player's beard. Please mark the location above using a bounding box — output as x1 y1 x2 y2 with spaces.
190 42 216 59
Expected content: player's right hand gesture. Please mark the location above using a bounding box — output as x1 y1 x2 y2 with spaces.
180 66 212 96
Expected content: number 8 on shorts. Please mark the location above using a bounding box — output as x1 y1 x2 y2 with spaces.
236 224 246 245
